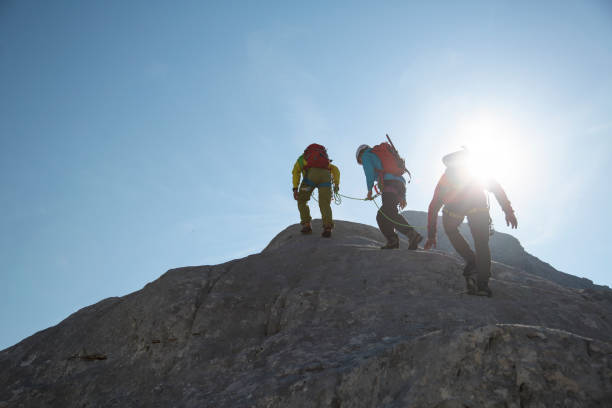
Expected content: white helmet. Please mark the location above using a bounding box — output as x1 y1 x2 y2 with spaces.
442 147 470 167
356 144 370 163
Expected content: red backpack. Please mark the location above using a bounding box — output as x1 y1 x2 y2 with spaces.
371 142 406 176
303 144 331 169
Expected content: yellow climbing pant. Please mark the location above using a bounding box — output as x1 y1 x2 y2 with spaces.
297 167 333 228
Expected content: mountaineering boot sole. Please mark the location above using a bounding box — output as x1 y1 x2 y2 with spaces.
473 288 492 297
300 224 312 234
321 228 332 238
381 240 399 249
469 282 492 297
408 233 423 250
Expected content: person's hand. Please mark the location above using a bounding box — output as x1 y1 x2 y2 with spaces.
399 199 407 209
293 188 298 200
366 190 373 200
333 185 339 194
505 211 518 229
424 237 437 250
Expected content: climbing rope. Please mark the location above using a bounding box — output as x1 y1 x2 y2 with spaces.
333 185 342 206
302 181 494 232
371 197 425 228
340 193 426 228
338 193 374 201
304 183 426 229
309 181 344 206
306 185 418 229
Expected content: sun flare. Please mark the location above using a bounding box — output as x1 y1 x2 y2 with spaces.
451 113 525 184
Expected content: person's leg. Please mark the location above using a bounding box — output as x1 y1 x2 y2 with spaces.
443 210 478 292
377 190 400 247
467 210 492 291
382 180 421 248
297 175 314 232
317 186 333 226
442 211 475 264
393 209 421 249
306 167 333 236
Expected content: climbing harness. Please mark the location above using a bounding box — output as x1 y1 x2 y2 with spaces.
442 194 494 237
302 178 331 188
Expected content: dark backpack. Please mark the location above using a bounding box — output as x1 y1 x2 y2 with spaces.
371 142 406 177
303 144 331 169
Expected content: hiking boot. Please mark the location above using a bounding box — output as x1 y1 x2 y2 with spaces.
465 275 477 295
321 226 332 238
472 282 492 297
408 232 423 250
300 223 312 234
462 260 476 277
381 237 399 249
462 260 477 293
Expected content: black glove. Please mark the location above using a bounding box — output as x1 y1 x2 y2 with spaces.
293 188 298 200
333 185 339 194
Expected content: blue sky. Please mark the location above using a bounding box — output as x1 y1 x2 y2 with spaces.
1 1 611 350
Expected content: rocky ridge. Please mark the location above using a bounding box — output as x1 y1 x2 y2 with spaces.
1 219 611 407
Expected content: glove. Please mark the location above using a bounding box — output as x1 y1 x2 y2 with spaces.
424 237 437 250
505 211 518 229
333 185 339 194
293 188 298 200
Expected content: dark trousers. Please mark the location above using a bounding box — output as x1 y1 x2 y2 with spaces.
376 181 417 242
442 209 491 284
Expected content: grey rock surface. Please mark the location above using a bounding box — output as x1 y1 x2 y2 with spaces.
1 220 611 407
402 210 607 290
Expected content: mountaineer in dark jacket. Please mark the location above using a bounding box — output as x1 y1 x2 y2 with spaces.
424 148 518 296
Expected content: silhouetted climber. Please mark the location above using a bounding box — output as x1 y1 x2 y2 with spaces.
292 144 340 237
424 148 518 297
356 139 422 249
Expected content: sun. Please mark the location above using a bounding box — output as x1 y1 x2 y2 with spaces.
451 113 525 184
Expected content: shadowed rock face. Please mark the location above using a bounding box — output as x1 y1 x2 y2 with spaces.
1 220 611 407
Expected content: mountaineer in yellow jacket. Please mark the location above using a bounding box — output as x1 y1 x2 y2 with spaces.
292 144 340 237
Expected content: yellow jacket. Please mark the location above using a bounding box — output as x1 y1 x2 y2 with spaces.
292 155 340 189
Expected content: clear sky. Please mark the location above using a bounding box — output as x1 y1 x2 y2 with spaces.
1 1 611 350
